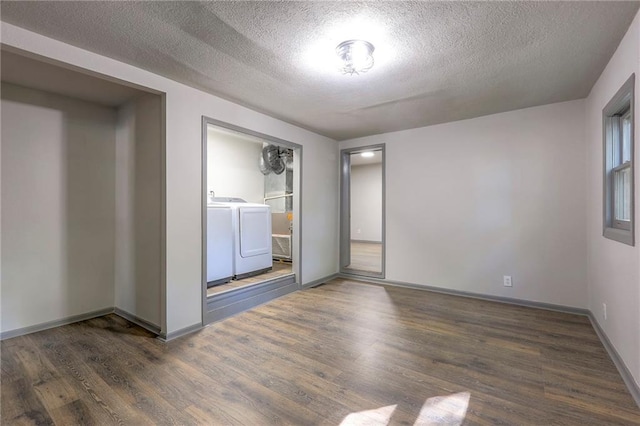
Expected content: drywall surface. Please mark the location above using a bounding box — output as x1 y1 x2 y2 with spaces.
115 101 136 324
207 128 264 203
1 83 116 333
585 11 640 388
350 163 382 242
341 99 587 308
114 93 162 327
1 23 339 335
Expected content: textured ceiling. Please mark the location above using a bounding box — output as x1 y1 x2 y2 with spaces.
2 1 638 140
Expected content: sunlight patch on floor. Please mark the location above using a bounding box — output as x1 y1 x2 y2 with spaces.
340 404 397 426
413 392 470 426
339 392 469 426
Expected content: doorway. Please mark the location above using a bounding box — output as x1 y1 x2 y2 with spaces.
340 145 385 278
201 118 301 324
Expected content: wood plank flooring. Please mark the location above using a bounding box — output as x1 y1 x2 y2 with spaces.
2 278 639 425
207 262 293 297
345 241 382 274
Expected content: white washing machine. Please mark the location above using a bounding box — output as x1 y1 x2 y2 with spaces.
206 205 234 287
211 198 272 279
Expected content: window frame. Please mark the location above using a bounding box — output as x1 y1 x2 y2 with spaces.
611 161 631 230
603 74 635 246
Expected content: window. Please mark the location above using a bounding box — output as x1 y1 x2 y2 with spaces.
603 74 634 246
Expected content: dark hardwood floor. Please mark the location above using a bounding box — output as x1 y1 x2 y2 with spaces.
2 278 639 425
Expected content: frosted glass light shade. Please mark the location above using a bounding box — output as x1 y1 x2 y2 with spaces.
336 40 375 75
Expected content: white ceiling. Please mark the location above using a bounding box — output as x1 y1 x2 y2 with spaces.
351 150 382 166
1 1 638 140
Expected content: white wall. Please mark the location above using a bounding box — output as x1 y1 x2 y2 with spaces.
341 99 588 308
1 83 116 333
585 12 640 388
350 163 382 242
1 23 339 335
115 93 162 327
207 128 264 204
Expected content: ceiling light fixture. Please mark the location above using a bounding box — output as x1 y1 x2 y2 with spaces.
336 40 375 75
360 151 375 158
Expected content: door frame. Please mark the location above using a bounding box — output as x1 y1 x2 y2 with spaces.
201 117 303 325
339 144 386 279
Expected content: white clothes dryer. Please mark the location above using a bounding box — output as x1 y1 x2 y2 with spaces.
210 198 272 279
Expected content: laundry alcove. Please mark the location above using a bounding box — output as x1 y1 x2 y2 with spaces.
202 118 302 325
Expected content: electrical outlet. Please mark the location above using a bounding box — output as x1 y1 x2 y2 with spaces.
603 303 607 321
503 275 513 287
357 228 361 234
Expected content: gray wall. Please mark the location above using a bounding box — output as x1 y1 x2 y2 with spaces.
1 83 116 333
350 163 382 242
340 99 588 309
3 22 340 334
585 12 640 389
114 93 162 327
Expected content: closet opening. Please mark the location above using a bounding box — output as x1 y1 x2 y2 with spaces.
1 47 166 338
202 118 301 324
